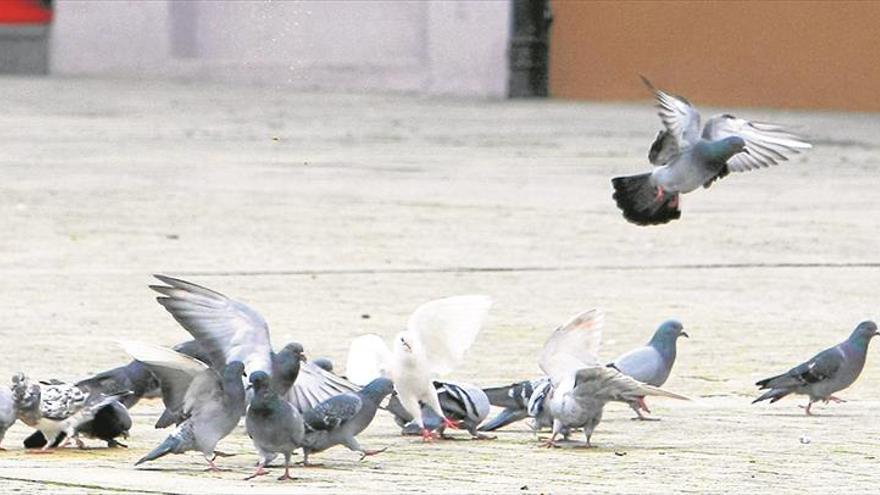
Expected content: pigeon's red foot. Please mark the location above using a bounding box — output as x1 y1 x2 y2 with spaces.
826 396 846 403
244 465 268 480
359 447 387 461
420 428 437 442
637 397 652 414
277 468 297 481
654 187 665 202
443 417 461 430
668 194 679 209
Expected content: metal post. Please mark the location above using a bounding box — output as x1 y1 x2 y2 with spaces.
508 0 552 98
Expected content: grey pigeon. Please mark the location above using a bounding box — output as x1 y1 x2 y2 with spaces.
394 381 492 439
753 321 878 415
150 275 359 413
0 384 15 449
245 371 304 481
479 377 554 432
540 309 689 448
312 357 334 373
76 360 161 409
130 343 247 470
611 76 811 225
300 377 395 465
608 320 688 419
11 373 125 450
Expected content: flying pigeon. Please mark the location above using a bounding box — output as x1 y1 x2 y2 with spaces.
611 76 812 225
393 381 493 439
345 295 492 441
300 376 395 465
245 371 304 481
539 309 690 448
0 384 15 449
479 377 554 432
11 373 125 450
608 320 688 419
150 275 359 413
125 342 247 470
753 321 879 415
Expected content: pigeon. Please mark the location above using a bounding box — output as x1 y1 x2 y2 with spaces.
126 342 247 470
345 295 492 441
539 309 690 448
245 371 304 481
300 377 395 465
608 320 688 419
75 360 161 409
312 358 335 373
611 76 812 225
149 275 359 413
0 384 15 449
393 381 492 439
11 373 126 450
753 321 879 415
23 401 132 449
479 377 554 432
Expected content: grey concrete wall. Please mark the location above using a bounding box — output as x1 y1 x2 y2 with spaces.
49 0 511 97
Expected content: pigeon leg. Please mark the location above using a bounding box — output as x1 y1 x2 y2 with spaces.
73 436 86 449
213 450 236 458
296 450 324 468
541 429 559 448
442 417 461 430
420 428 437 442
358 447 388 461
654 187 665 202
804 402 814 416
277 453 297 481
668 194 679 209
630 400 660 421
244 462 268 481
107 439 128 449
827 396 847 403
204 455 224 472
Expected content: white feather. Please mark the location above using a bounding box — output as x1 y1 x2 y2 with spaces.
118 340 208 375
539 308 604 385
405 294 492 376
345 334 393 386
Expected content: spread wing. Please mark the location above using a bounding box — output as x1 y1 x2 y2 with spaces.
407 295 492 376
573 366 691 403
150 275 273 376
345 334 393 386
287 361 361 414
702 114 812 172
120 341 209 427
302 392 362 431
641 76 702 155
539 308 604 384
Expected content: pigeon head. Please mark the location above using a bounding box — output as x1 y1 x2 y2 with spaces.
311 357 334 373
279 342 306 361
848 320 879 347
248 370 272 392
649 320 688 347
361 377 395 404
223 361 247 381
271 342 305 395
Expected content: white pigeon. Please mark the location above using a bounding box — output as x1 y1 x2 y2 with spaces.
345 295 492 441
540 309 690 448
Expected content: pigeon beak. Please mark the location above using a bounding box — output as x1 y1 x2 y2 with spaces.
680 331 689 339
300 354 307 362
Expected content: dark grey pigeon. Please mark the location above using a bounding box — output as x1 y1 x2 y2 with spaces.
150 275 360 413
608 320 688 419
754 321 879 415
133 350 247 471
245 371 304 481
479 377 554 432
76 361 160 409
301 377 395 465
394 381 492 439
0 383 15 448
311 358 334 373
611 76 811 226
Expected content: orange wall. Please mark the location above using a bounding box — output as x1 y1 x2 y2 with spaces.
549 1 880 112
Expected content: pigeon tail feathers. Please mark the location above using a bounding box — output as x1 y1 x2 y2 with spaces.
611 173 681 226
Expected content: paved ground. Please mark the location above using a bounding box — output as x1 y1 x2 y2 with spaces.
0 76 878 494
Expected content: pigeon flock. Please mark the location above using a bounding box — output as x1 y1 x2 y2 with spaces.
1 78 872 485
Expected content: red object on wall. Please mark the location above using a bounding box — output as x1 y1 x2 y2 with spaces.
0 0 52 24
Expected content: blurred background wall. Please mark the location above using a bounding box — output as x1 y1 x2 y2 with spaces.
549 0 880 112
49 0 512 97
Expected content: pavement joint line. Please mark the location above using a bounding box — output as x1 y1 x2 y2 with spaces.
177 262 880 277
0 474 171 494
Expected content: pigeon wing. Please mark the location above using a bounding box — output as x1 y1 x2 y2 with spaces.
573 366 691 403
345 334 393 386
539 308 604 384
302 392 363 431
641 76 702 153
287 361 361 414
702 114 812 172
150 275 273 376
407 295 492 376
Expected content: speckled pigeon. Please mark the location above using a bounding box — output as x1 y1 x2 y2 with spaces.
753 321 878 415
611 76 811 226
